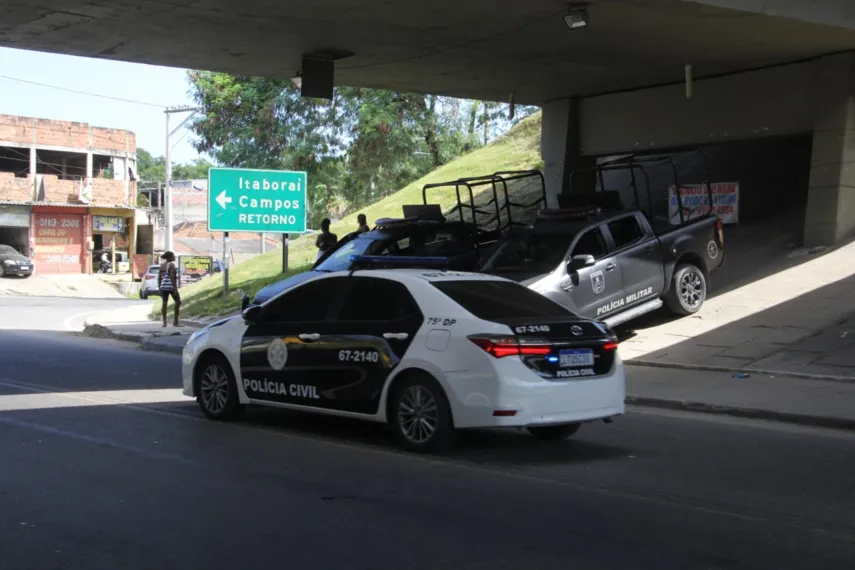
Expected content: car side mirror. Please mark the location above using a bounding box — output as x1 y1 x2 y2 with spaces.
568 254 596 271
240 293 250 312
242 304 262 324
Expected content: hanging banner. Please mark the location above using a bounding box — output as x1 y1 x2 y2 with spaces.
93 215 126 232
668 182 739 225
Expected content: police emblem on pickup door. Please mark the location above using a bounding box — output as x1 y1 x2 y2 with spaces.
591 270 605 294
707 240 719 259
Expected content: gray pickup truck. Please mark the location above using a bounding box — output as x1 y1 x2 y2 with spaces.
478 206 725 327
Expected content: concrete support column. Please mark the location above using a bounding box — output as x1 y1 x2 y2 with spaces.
541 97 595 208
86 152 93 180
29 147 37 198
805 52 855 246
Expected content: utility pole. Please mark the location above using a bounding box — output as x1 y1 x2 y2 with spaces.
164 105 201 252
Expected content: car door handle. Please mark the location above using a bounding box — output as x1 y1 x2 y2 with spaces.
644 247 655 256
298 333 320 341
383 332 409 340
605 263 616 272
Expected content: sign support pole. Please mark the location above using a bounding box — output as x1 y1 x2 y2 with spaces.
282 233 289 274
222 231 229 298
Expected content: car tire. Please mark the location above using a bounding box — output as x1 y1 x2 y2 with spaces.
666 263 707 316
139 289 148 300
196 354 242 421
527 423 581 441
389 373 456 454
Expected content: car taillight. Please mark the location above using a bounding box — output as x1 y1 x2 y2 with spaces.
715 219 724 246
602 342 618 351
144 274 155 279
468 335 552 358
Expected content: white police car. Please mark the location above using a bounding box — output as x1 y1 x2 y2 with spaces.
182 257 625 452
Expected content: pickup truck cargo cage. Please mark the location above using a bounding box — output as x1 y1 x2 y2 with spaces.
422 170 547 237
565 149 715 230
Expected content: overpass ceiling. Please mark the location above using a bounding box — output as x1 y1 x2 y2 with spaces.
3 0 855 103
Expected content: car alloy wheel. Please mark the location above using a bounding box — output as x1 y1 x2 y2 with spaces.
679 269 704 309
200 363 230 415
397 385 439 445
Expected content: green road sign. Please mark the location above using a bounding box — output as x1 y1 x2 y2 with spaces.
207 167 307 233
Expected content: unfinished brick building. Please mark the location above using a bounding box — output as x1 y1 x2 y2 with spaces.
0 114 142 274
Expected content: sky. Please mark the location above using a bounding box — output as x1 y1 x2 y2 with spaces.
0 47 200 163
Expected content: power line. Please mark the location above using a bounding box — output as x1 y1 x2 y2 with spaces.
0 74 167 108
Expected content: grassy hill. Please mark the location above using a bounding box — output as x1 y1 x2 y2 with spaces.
162 112 543 319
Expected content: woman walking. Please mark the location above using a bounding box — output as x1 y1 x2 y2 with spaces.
158 251 181 327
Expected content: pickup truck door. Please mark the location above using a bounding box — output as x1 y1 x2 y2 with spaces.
563 225 626 320
604 213 665 309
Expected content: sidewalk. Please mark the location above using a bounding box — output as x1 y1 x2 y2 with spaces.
618 239 855 380
626 365 855 430
81 304 214 353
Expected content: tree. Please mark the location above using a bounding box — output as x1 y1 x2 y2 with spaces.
136 148 212 183
185 70 538 224
137 148 165 183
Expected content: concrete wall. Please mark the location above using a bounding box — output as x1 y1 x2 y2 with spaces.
0 174 133 207
579 61 816 156
91 178 134 207
0 172 33 201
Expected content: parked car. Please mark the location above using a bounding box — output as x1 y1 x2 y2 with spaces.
184 264 624 453
244 211 495 308
0 244 34 278
139 264 161 299
478 206 725 327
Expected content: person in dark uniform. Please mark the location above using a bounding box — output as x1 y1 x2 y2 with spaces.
158 251 181 327
356 214 370 234
315 218 338 261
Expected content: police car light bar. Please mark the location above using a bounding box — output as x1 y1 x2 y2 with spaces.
349 255 449 268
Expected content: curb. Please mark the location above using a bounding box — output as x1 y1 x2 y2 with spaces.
140 337 186 354
626 359 855 384
627 396 855 432
82 323 189 354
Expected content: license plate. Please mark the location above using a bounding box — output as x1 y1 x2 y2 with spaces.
20 266 30 270
559 349 594 368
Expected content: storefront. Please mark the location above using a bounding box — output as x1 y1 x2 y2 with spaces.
0 204 31 256
31 206 88 274
90 207 136 274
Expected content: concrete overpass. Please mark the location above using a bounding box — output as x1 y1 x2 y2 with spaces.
3 0 855 245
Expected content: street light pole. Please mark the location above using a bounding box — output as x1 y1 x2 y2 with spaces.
164 105 201 253
165 111 172 251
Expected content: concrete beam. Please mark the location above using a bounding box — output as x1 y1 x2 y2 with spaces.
688 0 855 31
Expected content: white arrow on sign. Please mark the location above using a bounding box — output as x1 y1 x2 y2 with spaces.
215 190 232 210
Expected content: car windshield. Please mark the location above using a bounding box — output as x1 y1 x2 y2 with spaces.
147 266 160 274
0 245 17 255
479 230 575 274
315 238 375 272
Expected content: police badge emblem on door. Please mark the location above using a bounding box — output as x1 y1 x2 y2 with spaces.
591 270 605 294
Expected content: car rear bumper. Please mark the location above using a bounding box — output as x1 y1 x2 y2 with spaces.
442 355 626 429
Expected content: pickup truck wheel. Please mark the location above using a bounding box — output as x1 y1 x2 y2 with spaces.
666 264 707 315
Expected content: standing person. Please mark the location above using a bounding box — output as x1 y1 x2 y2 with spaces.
315 218 338 261
356 213 370 234
158 251 181 327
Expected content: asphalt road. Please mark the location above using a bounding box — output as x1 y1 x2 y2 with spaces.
1 298 855 569
0 294 146 332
